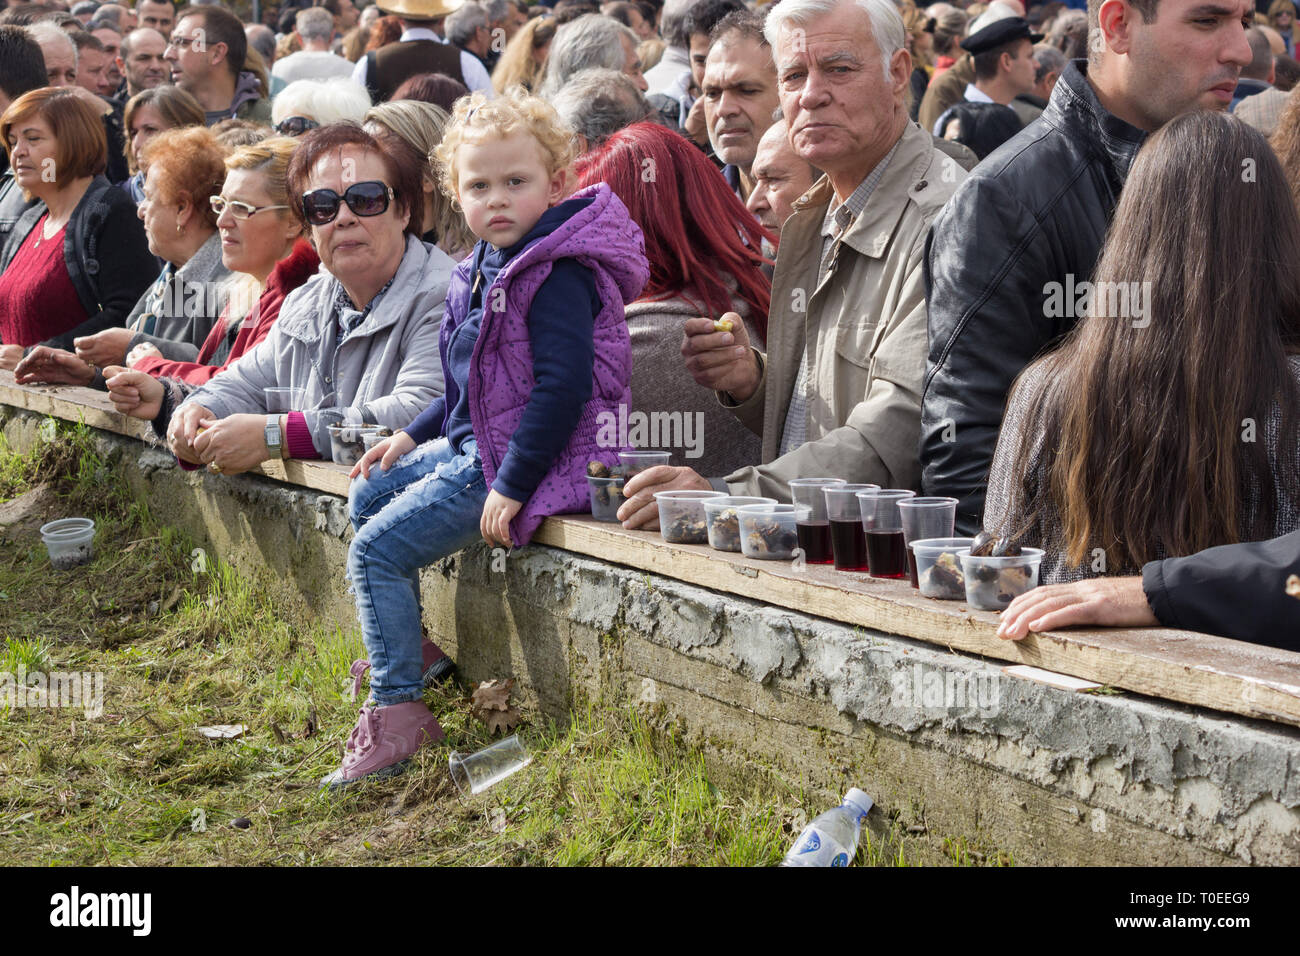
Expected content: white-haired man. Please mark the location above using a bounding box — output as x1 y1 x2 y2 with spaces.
617 0 967 519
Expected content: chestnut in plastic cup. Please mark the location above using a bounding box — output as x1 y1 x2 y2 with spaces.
855 489 915 579
897 496 958 587
788 478 845 565
823 483 879 572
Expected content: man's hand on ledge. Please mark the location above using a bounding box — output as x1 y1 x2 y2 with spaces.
617 465 713 530
14 346 94 386
681 312 761 402
998 577 1158 639
0 344 25 371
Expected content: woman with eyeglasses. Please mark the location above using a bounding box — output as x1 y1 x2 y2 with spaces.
14 126 232 388
159 124 452 477
0 88 156 372
270 77 372 137
93 138 320 438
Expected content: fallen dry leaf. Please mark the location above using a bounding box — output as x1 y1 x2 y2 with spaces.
489 807 507 833
471 678 515 715
484 707 521 736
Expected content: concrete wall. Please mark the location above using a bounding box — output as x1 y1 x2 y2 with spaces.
6 407 1300 865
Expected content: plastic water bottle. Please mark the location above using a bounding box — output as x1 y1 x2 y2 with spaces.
781 789 874 867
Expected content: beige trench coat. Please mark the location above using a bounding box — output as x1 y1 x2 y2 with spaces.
722 121 967 499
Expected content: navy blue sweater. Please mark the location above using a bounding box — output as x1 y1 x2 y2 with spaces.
404 198 601 502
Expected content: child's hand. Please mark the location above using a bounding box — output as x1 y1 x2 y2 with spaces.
481 489 522 548
351 430 415 480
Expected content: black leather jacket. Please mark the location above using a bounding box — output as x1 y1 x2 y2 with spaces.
920 61 1148 534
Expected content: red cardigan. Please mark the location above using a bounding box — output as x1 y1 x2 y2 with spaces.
133 240 320 384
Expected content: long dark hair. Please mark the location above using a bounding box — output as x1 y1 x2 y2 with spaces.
1001 111 1300 567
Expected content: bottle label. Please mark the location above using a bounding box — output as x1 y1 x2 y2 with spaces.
797 831 821 855
831 852 850 867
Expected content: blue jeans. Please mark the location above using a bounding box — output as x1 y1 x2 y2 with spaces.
347 437 487 706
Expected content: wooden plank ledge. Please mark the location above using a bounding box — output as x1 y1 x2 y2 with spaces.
0 371 352 496
5 370 1300 728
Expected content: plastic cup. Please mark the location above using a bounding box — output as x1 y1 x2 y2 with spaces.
823 483 879 571
361 431 391 452
738 503 802 560
619 450 671 476
788 478 844 565
40 517 95 570
910 537 973 600
897 496 957 587
263 387 305 414
327 423 382 466
959 548 1045 611
855 489 915 579
654 489 725 543
448 734 532 795
703 496 775 551
587 473 627 522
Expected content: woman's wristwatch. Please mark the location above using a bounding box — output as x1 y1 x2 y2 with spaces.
265 415 284 459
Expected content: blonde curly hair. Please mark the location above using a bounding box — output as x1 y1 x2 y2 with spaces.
434 86 578 204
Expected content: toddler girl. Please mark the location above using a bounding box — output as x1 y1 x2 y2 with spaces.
324 88 648 787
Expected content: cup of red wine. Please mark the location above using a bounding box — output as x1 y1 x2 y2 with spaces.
788 477 845 565
822 483 881 572
855 489 916 579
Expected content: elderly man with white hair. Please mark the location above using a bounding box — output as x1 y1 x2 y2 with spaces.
616 0 968 521
538 13 648 98
271 5 356 94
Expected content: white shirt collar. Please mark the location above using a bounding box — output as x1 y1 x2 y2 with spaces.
964 83 994 104
399 27 446 43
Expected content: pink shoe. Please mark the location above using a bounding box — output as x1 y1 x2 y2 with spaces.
322 699 444 790
348 638 456 701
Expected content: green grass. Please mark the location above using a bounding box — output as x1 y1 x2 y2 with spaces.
0 424 1002 866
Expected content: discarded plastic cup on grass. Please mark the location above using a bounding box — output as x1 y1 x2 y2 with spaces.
449 734 532 795
40 517 95 570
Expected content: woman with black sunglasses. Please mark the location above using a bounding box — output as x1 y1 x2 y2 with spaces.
163 123 453 479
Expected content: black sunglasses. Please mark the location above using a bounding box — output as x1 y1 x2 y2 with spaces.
300 181 393 226
274 115 320 137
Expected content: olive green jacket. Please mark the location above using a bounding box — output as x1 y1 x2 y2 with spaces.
720 120 967 500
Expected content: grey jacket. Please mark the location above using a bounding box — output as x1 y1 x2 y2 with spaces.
181 235 452 457
126 231 231 363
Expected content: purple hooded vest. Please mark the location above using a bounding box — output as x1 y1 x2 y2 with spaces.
440 182 648 546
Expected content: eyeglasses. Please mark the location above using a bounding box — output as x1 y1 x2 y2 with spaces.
300 181 393 226
166 34 203 50
210 195 292 220
274 116 319 137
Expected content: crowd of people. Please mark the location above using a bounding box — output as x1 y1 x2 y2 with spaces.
0 0 1297 785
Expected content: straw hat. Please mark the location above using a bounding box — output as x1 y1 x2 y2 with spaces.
375 0 463 19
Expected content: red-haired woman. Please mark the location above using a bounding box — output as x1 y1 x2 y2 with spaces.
0 88 155 370
574 121 774 477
